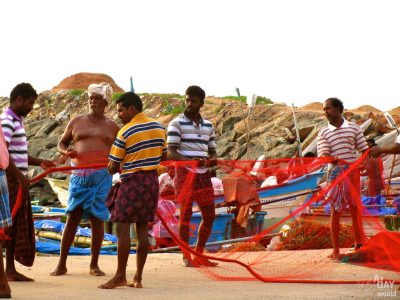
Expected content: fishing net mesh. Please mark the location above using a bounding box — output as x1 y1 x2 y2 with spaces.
3 152 400 284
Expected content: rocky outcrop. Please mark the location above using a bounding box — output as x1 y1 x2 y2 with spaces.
1 88 399 206
52 72 124 92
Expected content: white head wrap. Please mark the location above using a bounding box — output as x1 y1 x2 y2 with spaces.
87 82 113 104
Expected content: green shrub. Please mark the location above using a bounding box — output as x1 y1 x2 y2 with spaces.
222 96 247 103
138 93 184 100
221 95 273 105
69 89 84 96
256 96 273 105
162 99 185 115
112 92 124 101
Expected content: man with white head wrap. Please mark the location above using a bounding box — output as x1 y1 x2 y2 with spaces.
88 82 113 104
50 82 120 277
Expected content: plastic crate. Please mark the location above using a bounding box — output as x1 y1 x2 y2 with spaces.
246 211 268 236
189 212 234 247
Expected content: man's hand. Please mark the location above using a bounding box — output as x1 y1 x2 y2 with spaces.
66 149 78 158
207 158 217 168
370 146 382 158
108 160 120 175
40 160 56 170
330 157 339 165
195 158 208 168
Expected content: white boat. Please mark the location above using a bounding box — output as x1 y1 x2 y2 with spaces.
46 178 69 207
214 171 326 232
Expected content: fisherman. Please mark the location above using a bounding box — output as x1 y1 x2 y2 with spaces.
99 92 167 289
317 97 368 259
50 82 119 276
0 125 12 297
1 83 55 281
167 85 218 267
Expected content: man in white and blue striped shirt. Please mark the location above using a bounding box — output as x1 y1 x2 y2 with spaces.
167 85 217 267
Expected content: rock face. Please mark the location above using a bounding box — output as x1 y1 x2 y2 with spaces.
52 72 125 92
1 84 400 206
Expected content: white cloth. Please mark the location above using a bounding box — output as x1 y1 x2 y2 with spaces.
211 177 224 195
261 176 277 188
250 154 265 176
87 82 113 103
158 172 175 196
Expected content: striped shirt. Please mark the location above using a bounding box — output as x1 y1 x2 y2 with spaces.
109 112 167 179
317 119 368 163
0 107 28 174
167 113 216 158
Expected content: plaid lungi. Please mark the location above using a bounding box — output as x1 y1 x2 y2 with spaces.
0 170 12 229
174 168 214 206
326 165 360 211
107 170 159 223
4 170 35 267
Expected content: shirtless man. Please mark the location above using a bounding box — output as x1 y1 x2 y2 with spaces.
50 83 119 276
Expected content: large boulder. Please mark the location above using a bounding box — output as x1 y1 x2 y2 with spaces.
222 116 242 133
265 143 297 159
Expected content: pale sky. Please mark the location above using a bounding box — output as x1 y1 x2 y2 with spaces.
1 0 400 111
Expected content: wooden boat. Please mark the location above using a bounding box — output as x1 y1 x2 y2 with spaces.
46 178 69 207
45 169 325 238
302 197 400 237
32 205 66 221
213 171 326 232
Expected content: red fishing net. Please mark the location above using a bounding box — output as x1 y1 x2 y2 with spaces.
4 152 400 285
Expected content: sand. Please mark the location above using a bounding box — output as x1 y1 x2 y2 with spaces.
7 250 399 300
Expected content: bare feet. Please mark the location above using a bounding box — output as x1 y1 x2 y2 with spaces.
49 265 67 276
182 256 193 267
193 256 218 267
0 283 11 298
6 270 34 281
128 281 142 288
182 256 217 267
90 267 105 276
327 251 340 260
0 292 11 299
98 276 127 289
128 275 142 288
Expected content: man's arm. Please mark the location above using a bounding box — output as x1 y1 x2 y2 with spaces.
208 149 217 160
58 118 77 158
28 155 55 170
370 143 400 158
108 160 120 175
161 151 168 162
168 145 189 161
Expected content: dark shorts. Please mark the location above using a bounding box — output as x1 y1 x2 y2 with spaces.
107 170 159 223
174 168 214 206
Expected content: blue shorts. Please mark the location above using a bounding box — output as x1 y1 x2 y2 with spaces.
0 170 12 229
67 168 112 221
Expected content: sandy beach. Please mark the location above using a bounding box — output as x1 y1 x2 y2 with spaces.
6 250 399 300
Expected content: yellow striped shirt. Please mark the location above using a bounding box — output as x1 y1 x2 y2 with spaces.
109 112 167 178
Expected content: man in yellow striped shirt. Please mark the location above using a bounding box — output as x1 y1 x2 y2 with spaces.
100 92 167 289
